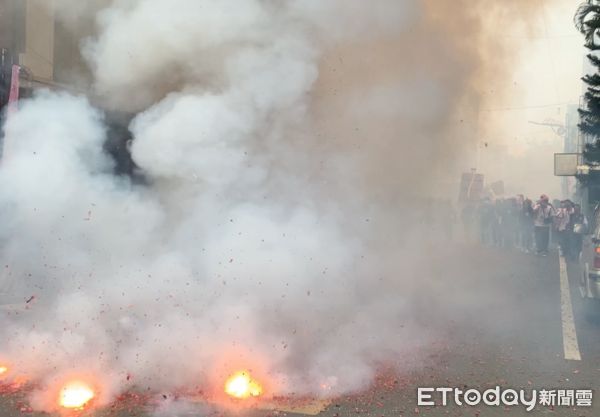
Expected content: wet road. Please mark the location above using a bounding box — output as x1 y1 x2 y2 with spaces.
0 243 598 417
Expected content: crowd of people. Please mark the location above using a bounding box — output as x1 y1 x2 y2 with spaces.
462 194 589 260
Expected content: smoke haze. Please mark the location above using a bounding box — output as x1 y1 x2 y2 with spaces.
0 0 545 412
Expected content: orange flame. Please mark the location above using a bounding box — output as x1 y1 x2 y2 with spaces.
224 371 263 399
58 382 95 410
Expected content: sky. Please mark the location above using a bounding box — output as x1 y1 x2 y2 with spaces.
477 0 585 198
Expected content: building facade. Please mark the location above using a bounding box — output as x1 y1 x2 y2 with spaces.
0 0 91 107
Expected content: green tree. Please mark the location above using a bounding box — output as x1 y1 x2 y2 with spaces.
576 1 600 166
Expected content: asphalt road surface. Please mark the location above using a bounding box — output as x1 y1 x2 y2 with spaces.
0 242 598 417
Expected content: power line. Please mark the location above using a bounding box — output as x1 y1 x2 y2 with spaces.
480 102 576 112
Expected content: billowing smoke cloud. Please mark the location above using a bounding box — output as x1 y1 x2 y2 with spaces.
0 0 539 412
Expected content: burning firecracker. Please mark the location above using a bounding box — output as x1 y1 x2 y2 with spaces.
224 371 263 399
59 382 95 410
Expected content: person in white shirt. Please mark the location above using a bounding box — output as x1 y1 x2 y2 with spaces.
569 203 588 261
532 194 555 256
554 200 571 257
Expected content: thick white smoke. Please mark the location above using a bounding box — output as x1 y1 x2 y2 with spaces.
0 0 537 412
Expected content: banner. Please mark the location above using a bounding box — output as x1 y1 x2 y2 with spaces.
489 180 505 198
458 172 484 203
1 64 20 161
8 64 20 113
